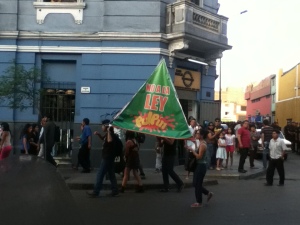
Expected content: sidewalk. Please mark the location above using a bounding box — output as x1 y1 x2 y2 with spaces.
57 152 265 191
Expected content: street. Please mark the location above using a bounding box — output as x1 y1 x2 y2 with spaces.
70 152 300 225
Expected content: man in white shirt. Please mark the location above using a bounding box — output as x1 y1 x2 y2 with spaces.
265 130 287 186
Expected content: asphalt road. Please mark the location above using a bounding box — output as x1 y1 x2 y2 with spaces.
70 152 300 225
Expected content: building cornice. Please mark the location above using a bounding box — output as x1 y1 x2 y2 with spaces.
0 45 169 56
0 31 169 43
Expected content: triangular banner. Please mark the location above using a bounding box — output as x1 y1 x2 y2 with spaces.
112 59 192 139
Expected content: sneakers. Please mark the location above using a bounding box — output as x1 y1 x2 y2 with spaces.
238 169 247 173
86 191 99 198
216 167 221 171
207 192 214 203
177 184 185 192
190 203 202 208
106 192 120 197
159 188 169 193
135 186 145 193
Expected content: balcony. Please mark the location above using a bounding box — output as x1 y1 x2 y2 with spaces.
166 0 231 60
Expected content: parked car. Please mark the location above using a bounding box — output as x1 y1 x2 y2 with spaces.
256 129 291 160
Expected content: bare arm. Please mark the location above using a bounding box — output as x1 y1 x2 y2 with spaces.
0 132 8 151
192 142 206 159
23 136 29 154
162 137 174 145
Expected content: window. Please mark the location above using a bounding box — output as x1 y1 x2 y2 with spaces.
206 91 211 97
241 106 246 111
33 0 86 24
251 98 260 103
271 78 276 86
272 94 275 103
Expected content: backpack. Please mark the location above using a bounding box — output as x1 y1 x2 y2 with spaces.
136 132 146 144
54 125 60 142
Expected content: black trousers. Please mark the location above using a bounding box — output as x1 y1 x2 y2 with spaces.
45 144 57 166
266 158 285 185
249 146 257 167
162 155 183 189
78 143 90 171
238 148 249 170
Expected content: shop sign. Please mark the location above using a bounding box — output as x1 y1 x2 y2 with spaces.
174 68 200 91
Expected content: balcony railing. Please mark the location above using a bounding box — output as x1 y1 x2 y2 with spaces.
166 1 229 47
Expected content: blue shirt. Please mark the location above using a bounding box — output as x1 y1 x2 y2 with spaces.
81 125 92 145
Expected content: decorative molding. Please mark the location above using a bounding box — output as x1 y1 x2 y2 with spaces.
168 39 189 68
33 2 86 24
0 45 169 56
0 31 168 43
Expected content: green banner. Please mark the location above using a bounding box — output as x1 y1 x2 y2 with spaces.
112 59 192 139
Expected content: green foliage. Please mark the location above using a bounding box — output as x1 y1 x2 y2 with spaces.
0 61 49 111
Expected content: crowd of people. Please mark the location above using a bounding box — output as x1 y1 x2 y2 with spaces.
0 115 292 208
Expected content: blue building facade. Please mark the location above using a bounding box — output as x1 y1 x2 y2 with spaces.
0 0 231 166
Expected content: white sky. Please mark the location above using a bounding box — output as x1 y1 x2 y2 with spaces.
215 0 300 90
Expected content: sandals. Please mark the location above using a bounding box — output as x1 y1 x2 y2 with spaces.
190 203 202 208
207 192 214 203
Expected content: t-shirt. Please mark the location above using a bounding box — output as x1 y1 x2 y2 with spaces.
261 126 273 143
238 127 251 148
81 125 92 145
186 125 196 150
225 134 235 146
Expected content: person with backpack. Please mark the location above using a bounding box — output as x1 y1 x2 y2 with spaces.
86 119 119 198
120 130 144 193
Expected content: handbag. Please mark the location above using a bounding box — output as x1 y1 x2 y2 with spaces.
188 155 197 172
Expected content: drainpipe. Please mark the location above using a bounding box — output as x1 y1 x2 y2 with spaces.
12 0 20 154
296 64 299 97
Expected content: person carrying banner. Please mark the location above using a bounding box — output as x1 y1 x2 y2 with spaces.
158 137 184 193
86 119 119 198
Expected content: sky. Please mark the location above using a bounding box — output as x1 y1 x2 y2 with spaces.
215 0 300 90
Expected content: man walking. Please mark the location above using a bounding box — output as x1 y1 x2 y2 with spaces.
43 114 57 167
86 120 119 197
261 119 274 169
265 130 287 186
78 118 92 173
237 120 250 173
158 137 184 192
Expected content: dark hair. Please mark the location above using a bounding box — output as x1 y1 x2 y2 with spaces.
196 129 208 139
83 118 90 125
20 123 32 139
44 114 52 120
250 124 256 129
125 130 136 141
188 116 196 122
273 129 280 134
215 118 220 122
1 122 10 132
242 120 249 125
263 119 269 125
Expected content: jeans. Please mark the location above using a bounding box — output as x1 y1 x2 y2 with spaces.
193 163 209 204
263 142 269 168
162 155 183 189
94 158 118 195
206 144 214 169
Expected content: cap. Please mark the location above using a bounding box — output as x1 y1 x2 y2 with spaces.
100 119 111 125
